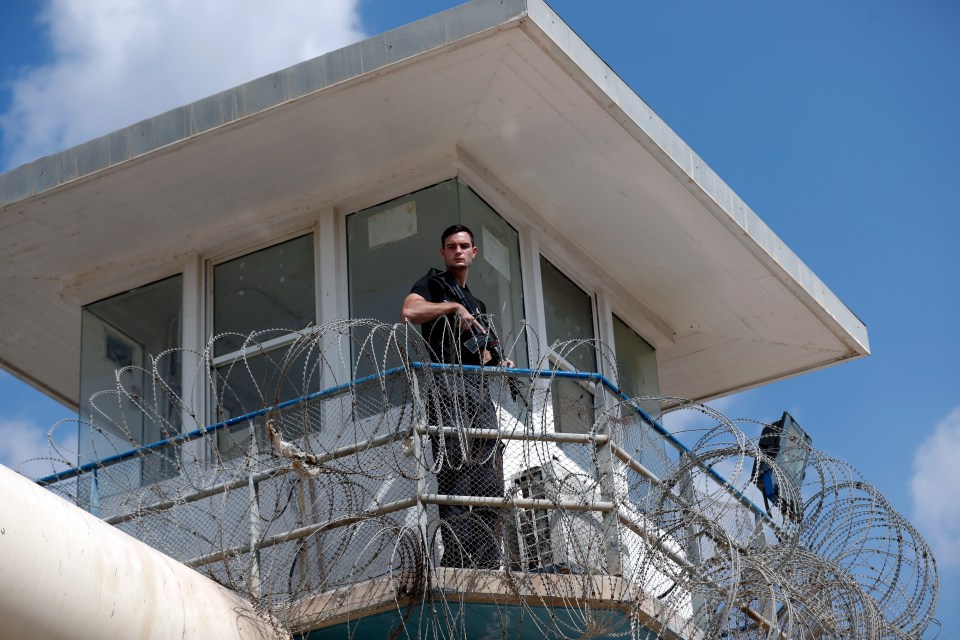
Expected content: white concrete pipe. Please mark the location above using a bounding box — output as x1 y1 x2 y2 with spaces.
0 464 288 640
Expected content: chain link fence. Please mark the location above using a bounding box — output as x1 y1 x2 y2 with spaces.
34 321 938 639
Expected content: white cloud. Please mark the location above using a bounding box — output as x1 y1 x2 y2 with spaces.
1 0 365 169
911 406 960 569
0 416 75 478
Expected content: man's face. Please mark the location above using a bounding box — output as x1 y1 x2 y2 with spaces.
441 231 477 271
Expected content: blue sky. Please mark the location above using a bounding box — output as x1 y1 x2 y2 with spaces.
1 0 958 634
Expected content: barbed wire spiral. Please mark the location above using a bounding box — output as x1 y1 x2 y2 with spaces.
27 319 938 639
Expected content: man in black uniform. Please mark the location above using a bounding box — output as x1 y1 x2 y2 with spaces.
401 224 513 568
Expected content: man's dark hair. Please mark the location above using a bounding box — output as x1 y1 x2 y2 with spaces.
440 224 475 247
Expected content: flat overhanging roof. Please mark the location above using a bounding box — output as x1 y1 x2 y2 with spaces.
0 0 868 409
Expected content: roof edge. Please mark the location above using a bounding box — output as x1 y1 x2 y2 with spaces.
0 0 529 210
520 0 870 357
0 358 76 412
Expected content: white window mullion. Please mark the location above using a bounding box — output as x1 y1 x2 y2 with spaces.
317 207 350 388
316 209 341 326
595 287 620 429
181 254 208 466
518 224 547 367
208 332 302 367
595 288 617 382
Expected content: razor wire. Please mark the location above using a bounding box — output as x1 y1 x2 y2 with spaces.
27 319 938 639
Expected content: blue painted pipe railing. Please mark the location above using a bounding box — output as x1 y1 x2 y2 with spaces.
36 363 773 525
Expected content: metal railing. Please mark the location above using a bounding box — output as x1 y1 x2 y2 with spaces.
37 363 778 632
38 363 771 517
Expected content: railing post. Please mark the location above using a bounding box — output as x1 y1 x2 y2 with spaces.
408 371 432 558
751 512 780 638
90 468 101 518
294 478 311 591
246 419 263 599
680 462 707 631
596 381 622 576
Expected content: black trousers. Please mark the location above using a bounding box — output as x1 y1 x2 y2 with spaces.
427 374 504 568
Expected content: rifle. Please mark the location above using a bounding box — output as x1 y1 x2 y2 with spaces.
427 269 504 365
426 269 528 411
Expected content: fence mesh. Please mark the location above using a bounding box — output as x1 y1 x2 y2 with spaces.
29 320 938 639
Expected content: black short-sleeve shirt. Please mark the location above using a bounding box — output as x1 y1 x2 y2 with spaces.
410 270 488 366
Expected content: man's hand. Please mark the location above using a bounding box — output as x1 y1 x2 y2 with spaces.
455 309 485 334
481 349 514 367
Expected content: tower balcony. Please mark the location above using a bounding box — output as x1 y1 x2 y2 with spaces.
36 324 935 639
39 323 884 638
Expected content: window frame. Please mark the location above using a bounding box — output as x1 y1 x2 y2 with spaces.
538 254 601 374
205 230 317 362
536 254 603 435
77 273 185 486
204 230 319 455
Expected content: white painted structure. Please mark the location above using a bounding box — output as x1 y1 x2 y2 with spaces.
0 0 868 415
0 463 286 640
0 1 871 638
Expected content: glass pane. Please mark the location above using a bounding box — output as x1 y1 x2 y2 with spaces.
348 181 456 357
612 314 661 420
540 257 596 373
213 234 315 356
79 275 182 483
457 183 527 367
612 315 668 511
213 347 322 459
347 179 526 368
551 377 595 434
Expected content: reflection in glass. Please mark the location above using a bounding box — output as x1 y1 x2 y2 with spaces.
612 314 661 420
551 377 595 435
347 180 527 418
213 347 323 459
612 315 668 509
457 183 527 365
213 234 315 356
348 181 526 365
79 275 182 485
540 257 596 373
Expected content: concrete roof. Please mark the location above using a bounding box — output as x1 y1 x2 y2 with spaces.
0 0 868 409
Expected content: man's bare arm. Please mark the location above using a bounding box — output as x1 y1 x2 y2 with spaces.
401 293 484 333
402 294 512 365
